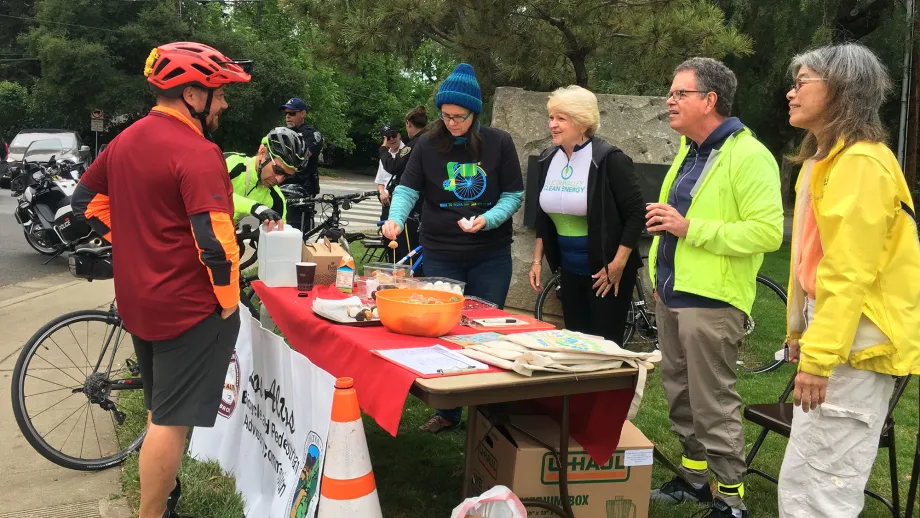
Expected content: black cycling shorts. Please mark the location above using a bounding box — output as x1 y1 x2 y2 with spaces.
132 306 240 427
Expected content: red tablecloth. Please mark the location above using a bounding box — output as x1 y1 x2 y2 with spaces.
253 282 635 463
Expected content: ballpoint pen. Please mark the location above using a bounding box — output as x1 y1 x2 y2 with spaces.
436 365 479 374
472 318 522 326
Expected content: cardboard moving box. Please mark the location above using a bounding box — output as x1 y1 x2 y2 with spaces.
471 410 653 518
303 238 347 286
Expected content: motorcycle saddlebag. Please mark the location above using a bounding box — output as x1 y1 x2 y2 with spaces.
54 207 93 244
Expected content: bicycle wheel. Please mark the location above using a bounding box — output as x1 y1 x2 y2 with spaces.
240 274 260 320
534 273 561 321
622 299 636 344
241 290 260 319
11 310 147 471
623 298 659 352
736 275 788 374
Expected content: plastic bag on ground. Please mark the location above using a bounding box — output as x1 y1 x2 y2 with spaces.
450 485 527 518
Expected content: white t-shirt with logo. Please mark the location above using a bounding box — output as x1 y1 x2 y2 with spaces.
375 141 406 186
539 142 592 219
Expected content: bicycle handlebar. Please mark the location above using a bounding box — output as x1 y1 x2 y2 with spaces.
286 190 379 207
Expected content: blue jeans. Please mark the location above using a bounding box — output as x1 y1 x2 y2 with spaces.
424 245 513 423
422 245 513 309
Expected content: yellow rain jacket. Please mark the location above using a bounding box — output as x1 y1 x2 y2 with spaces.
787 140 920 377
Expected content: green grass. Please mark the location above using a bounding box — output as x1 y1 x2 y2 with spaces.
318 167 341 179
118 389 246 517
119 243 919 517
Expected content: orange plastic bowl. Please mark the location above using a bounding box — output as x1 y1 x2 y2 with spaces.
374 289 464 337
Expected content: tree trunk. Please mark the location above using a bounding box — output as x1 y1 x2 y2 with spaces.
832 0 894 42
907 6 920 203
570 53 589 87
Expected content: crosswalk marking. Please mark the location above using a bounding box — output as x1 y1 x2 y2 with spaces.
314 199 383 232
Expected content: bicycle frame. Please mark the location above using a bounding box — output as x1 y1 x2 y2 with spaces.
77 305 140 391
288 191 378 248
396 245 424 273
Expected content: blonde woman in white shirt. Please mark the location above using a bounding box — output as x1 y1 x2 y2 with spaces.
529 85 645 344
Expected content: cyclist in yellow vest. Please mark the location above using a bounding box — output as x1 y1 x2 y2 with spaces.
225 127 306 230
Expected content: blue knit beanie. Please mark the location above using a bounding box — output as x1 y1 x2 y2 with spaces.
436 63 482 115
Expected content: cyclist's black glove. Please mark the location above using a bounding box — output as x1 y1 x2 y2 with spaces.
251 204 282 224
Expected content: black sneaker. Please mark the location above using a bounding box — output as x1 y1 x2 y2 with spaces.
163 512 194 518
166 477 181 514
692 499 747 518
650 476 713 505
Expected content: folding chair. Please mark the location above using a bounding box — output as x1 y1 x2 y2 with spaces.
743 373 911 518
360 231 389 264
903 380 920 518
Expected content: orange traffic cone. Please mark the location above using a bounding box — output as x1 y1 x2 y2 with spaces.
318 377 383 518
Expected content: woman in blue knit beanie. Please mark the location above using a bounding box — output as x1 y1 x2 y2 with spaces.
382 63 525 433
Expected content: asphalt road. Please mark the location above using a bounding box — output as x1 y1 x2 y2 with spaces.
0 174 381 287
0 188 69 287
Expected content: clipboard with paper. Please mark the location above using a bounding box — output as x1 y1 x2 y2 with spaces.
373 345 490 378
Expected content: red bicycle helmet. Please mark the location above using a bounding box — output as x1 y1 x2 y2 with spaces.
145 41 252 96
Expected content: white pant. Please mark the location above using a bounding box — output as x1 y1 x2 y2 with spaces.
777 300 895 517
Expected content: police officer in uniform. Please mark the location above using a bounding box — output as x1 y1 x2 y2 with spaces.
375 123 405 221
280 97 323 231
379 106 428 267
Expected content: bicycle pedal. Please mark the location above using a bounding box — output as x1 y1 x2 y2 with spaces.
125 358 141 376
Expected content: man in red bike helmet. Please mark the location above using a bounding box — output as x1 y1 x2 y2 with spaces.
72 42 252 518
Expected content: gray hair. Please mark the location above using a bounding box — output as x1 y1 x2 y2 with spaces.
674 57 737 116
789 42 891 162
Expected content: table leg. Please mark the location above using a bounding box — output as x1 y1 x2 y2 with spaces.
654 447 680 476
463 405 479 499
519 395 575 518
557 395 575 518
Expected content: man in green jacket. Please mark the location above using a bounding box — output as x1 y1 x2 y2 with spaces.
646 58 784 518
225 127 307 230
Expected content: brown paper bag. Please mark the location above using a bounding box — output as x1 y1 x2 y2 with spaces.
302 237 347 286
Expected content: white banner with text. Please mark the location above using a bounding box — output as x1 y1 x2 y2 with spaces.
189 310 335 518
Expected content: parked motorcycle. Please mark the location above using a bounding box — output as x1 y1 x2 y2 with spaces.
10 139 103 259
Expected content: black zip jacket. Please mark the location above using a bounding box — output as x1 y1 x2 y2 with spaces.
533 137 645 276
379 127 428 195
379 128 428 217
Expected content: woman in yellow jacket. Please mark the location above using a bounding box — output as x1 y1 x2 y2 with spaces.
778 42 920 517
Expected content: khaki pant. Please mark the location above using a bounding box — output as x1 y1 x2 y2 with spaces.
656 302 748 509
777 299 895 517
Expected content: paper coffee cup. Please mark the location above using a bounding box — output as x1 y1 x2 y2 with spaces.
296 262 317 291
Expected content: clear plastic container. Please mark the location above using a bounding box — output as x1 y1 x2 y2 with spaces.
415 276 466 295
363 262 414 283
357 275 419 301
